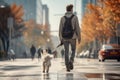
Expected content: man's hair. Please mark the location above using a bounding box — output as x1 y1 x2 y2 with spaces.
66 4 73 11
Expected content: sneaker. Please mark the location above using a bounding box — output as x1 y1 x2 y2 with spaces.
46 71 49 73
66 65 70 72
66 68 70 72
69 61 73 70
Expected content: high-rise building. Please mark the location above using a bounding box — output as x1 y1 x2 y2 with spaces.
36 0 43 24
81 0 97 18
42 4 49 25
1 0 50 58
81 0 89 17
4 0 43 24
89 0 97 5
0 0 8 6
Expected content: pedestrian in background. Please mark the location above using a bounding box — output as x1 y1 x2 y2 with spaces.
88 48 92 59
59 4 81 72
23 51 27 58
37 47 42 61
48 47 52 54
10 49 16 61
30 45 36 60
8 50 11 60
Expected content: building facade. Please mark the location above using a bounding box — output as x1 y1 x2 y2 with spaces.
42 4 49 25
81 0 97 19
4 0 43 24
1 0 50 58
36 0 43 24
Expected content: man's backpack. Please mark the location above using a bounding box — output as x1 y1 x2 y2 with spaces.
62 14 74 39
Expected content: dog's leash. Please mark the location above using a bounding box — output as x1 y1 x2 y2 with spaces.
56 42 63 48
52 42 63 53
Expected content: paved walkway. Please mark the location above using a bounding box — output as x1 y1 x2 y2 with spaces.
0 58 120 80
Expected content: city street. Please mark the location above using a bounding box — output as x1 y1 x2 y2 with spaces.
0 58 120 80
0 0 120 80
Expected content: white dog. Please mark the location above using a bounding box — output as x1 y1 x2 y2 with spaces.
42 49 53 73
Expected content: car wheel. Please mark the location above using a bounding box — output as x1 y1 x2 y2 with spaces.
117 59 120 62
98 55 102 62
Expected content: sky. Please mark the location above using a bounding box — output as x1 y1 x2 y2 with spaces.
41 0 82 36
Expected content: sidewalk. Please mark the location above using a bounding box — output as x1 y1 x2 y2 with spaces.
0 58 120 80
0 58 88 80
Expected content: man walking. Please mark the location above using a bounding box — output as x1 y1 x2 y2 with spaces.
59 4 81 72
30 45 36 60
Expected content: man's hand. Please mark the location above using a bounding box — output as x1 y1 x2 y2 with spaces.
61 39 64 44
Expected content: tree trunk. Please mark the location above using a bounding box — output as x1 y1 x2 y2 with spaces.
0 33 9 58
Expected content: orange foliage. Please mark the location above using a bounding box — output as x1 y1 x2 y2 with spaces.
23 20 50 47
10 3 24 23
102 0 120 37
104 0 120 23
81 4 104 44
81 0 120 48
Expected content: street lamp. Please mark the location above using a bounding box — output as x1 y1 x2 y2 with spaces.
47 38 50 42
46 38 50 47
7 17 13 51
0 5 5 8
41 31 44 35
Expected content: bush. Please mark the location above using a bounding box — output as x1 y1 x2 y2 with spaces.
0 51 6 60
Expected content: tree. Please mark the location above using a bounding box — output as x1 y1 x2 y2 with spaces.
0 2 25 58
102 0 120 37
79 0 120 53
23 20 51 48
81 3 104 47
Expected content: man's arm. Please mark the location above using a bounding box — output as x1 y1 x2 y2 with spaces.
75 16 81 44
59 17 63 41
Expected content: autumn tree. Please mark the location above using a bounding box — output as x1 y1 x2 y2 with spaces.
80 3 104 51
0 3 10 54
79 0 120 53
23 20 51 48
102 0 120 37
0 2 24 57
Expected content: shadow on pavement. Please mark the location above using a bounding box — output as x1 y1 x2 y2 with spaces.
0 65 39 71
0 74 41 77
65 73 73 80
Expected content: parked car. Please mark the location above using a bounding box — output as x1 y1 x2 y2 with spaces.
98 44 120 62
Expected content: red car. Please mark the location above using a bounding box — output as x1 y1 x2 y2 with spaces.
98 44 120 62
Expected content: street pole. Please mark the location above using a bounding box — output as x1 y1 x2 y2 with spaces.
74 0 77 15
7 17 13 51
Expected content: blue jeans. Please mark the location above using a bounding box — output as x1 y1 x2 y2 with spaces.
63 39 76 67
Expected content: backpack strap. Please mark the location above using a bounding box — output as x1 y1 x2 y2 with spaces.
64 14 75 31
64 14 74 20
70 14 74 20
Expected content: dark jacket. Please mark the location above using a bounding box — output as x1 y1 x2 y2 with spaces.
30 45 36 54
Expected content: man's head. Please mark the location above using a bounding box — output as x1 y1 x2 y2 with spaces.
66 4 73 12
